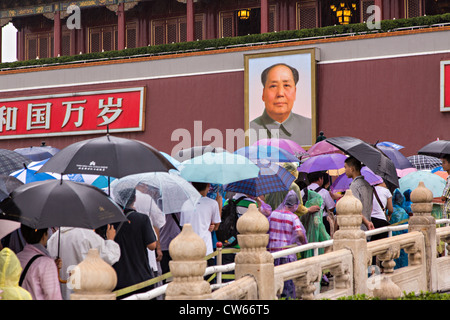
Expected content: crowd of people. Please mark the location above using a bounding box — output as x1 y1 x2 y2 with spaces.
0 153 448 301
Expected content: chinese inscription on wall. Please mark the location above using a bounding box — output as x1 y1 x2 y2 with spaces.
0 87 145 139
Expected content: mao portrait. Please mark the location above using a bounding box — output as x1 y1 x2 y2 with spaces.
245 49 317 147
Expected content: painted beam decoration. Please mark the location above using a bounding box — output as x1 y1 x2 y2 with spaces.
441 61 450 112
0 87 145 139
0 0 140 18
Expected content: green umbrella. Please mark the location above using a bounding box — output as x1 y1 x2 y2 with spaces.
399 171 446 198
179 152 260 185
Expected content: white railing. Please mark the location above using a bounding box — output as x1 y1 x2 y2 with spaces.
124 218 450 300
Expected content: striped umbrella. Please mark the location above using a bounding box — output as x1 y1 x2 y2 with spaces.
10 159 61 184
223 161 296 197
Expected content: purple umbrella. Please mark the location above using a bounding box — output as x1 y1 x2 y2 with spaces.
253 138 306 156
306 140 344 157
298 154 347 173
330 167 384 192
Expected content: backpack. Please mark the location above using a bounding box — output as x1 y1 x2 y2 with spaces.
216 196 246 247
302 186 322 205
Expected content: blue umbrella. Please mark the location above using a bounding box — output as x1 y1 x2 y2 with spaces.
160 152 181 170
14 146 60 161
10 159 61 184
179 152 260 185
298 154 347 173
66 173 115 190
376 145 413 170
399 171 446 198
223 161 296 197
234 145 299 163
376 142 404 150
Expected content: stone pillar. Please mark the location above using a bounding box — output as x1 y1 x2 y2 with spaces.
70 249 117 300
234 203 275 300
333 190 368 296
408 181 438 292
165 224 211 300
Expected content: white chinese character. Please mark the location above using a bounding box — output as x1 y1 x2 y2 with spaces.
97 97 123 126
62 100 86 128
27 103 51 130
0 106 18 132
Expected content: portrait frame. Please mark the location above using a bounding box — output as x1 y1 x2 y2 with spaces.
244 48 317 148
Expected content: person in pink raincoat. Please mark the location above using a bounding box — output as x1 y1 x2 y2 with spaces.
16 225 62 300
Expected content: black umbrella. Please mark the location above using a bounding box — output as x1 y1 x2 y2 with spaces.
0 179 127 230
0 149 32 175
418 140 450 159
37 134 176 178
173 145 226 162
325 136 399 188
0 175 23 202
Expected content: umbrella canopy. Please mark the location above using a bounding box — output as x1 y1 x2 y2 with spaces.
376 142 404 150
0 175 23 202
298 154 347 173
325 136 399 188
0 220 21 240
375 145 414 170
0 180 127 229
406 155 442 171
110 171 201 214
160 152 181 170
173 145 226 162
306 140 344 157
37 134 175 178
179 152 260 185
330 166 384 193
252 138 306 156
399 170 446 198
14 146 60 161
0 149 32 176
234 145 299 163
223 161 296 197
418 140 450 158
397 167 417 178
10 159 61 184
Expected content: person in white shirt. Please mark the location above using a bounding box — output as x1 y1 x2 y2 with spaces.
180 182 221 259
301 172 336 236
371 182 394 241
47 226 120 300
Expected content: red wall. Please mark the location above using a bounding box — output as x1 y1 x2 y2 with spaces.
317 52 450 157
1 52 450 159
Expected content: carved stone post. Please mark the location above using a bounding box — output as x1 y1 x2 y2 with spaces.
165 224 211 300
408 181 438 292
333 190 368 295
70 249 117 300
234 203 275 300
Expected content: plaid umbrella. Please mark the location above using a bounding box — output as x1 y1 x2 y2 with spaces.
0 149 32 176
223 161 296 197
406 155 442 171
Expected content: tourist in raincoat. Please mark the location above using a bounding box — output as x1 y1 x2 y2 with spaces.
390 189 410 269
0 247 32 300
267 191 307 299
